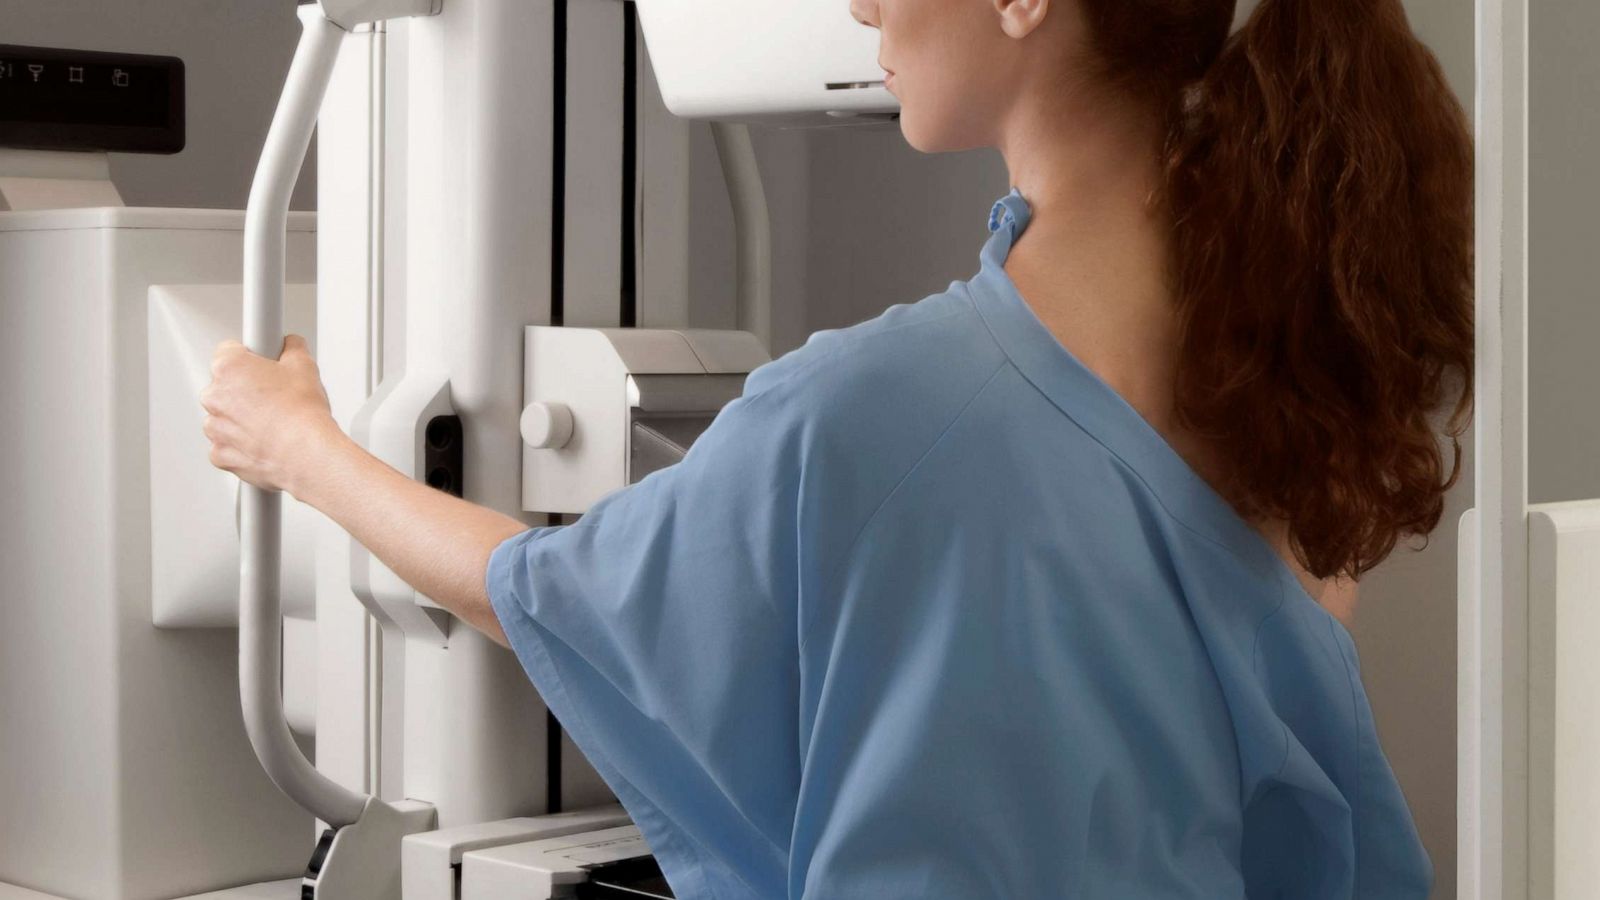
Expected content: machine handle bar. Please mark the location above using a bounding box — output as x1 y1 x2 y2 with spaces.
240 5 369 829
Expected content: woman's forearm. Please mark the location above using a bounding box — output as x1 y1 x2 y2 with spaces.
200 336 531 646
292 428 529 646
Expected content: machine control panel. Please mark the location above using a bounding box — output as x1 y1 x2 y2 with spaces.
0 44 184 153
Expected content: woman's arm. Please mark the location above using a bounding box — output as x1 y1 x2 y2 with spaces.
200 336 526 646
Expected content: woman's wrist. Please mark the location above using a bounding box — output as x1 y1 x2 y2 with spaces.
284 417 368 509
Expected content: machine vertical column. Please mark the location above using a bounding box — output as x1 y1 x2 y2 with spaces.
399 0 556 827
1461 0 1530 896
317 23 390 802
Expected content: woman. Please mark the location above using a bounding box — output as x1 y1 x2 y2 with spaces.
202 0 1472 895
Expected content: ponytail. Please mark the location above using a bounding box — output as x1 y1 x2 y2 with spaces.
1084 0 1475 579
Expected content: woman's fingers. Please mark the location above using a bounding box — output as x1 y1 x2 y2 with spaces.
208 444 250 474
211 340 249 376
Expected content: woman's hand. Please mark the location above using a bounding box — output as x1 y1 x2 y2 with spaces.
200 335 344 496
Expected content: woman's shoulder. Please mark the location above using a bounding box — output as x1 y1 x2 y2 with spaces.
742 284 1005 414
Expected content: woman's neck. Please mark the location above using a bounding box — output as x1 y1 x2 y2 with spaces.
997 92 1181 434
995 93 1360 623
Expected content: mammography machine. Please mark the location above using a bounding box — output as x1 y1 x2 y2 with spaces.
0 1 892 897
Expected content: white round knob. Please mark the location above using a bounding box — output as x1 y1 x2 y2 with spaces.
520 402 574 450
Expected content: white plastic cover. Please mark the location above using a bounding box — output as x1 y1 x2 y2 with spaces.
633 0 898 120
147 283 320 628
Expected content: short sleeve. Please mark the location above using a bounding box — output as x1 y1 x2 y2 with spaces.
486 376 809 900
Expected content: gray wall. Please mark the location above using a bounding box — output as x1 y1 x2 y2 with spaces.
1530 2 1600 505
0 0 316 210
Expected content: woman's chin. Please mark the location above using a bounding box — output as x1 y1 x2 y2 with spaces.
897 114 938 153
899 117 981 155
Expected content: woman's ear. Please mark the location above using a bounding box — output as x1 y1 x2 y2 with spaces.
994 0 1050 40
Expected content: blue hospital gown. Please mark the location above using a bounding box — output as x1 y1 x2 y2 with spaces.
487 188 1433 899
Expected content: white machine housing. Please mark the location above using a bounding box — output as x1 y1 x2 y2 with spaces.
0 0 895 894
521 326 769 514
633 0 897 120
459 825 659 899
0 207 318 899
401 805 630 900
148 282 322 628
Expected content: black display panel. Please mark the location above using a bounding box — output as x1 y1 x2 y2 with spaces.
0 45 184 154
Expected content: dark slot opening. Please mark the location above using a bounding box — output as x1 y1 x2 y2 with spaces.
620 2 638 329
551 0 569 326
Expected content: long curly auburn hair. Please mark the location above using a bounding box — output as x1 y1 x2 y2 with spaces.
1081 0 1475 580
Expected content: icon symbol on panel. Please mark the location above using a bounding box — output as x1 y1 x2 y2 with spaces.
112 68 130 88
0 62 9 80
27 64 44 82
69 66 84 84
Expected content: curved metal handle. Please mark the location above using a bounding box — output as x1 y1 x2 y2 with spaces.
241 5 368 828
